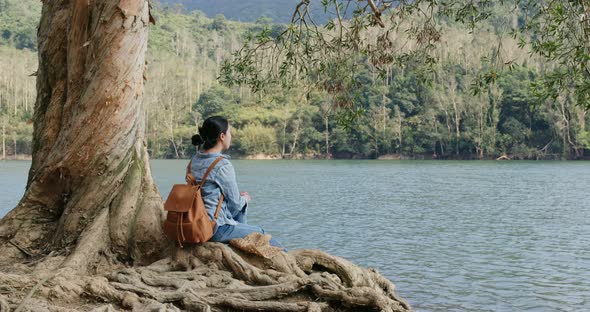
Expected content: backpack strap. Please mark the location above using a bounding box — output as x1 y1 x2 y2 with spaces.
186 161 197 185
202 157 225 221
186 156 226 221
198 156 224 187
213 193 224 221
185 156 224 186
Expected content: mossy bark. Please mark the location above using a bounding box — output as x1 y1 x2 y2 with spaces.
0 0 165 272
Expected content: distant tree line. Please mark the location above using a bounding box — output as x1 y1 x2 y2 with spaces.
0 0 588 160
156 0 333 24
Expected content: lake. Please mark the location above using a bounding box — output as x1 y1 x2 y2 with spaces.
1 160 589 311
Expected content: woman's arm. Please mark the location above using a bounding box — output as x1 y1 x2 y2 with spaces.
216 162 248 217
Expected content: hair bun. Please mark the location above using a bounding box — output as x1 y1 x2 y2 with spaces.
192 134 204 146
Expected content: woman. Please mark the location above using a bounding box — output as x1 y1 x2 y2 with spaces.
190 116 284 249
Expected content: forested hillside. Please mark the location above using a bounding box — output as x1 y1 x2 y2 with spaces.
0 0 588 160
155 0 330 24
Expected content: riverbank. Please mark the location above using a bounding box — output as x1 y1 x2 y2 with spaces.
3 152 589 161
240 152 590 161
0 155 32 161
3 160 590 311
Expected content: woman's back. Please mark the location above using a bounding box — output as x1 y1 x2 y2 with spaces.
189 115 284 249
190 151 246 228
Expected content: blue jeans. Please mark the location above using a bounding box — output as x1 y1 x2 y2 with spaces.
210 222 286 250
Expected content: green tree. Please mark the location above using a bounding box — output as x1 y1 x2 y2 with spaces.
193 85 239 119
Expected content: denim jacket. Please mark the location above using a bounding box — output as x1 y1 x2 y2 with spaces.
190 152 248 229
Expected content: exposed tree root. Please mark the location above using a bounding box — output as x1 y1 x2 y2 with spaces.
0 243 411 312
0 296 10 312
0 0 411 311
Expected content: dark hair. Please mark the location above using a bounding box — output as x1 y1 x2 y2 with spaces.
192 116 229 149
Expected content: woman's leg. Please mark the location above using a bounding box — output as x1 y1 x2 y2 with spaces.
233 210 247 224
211 223 285 249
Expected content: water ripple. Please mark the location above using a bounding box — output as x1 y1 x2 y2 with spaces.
2 160 589 311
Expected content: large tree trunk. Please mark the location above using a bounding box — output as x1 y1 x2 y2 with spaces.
0 0 165 273
0 1 411 311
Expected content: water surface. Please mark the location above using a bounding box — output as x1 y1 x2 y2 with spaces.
1 160 589 311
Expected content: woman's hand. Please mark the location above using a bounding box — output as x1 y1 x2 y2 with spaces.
240 192 251 202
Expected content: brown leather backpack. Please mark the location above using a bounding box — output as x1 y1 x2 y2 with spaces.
163 157 224 247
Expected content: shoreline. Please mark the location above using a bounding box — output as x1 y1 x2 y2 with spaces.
0 157 590 162
0 155 32 161
2 152 589 161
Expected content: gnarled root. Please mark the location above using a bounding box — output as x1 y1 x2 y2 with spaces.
0 243 411 312
0 296 9 312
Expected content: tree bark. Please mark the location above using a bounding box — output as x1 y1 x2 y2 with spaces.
451 91 461 155
324 114 330 157
289 118 301 155
1 117 5 160
0 1 412 311
0 0 165 273
0 241 411 312
282 116 287 157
